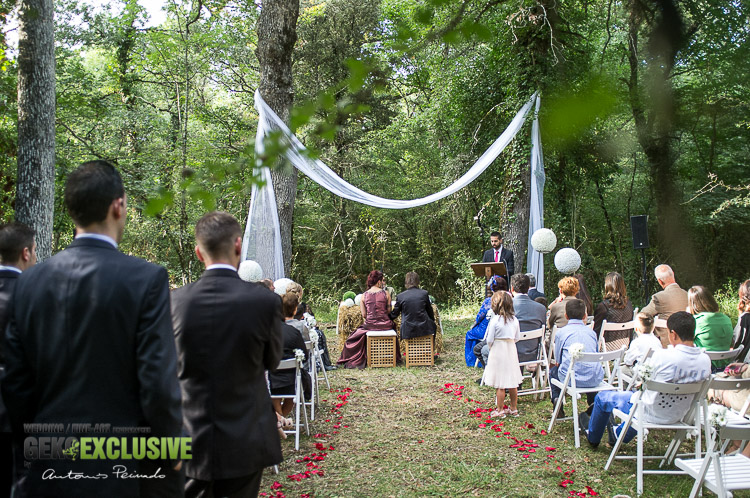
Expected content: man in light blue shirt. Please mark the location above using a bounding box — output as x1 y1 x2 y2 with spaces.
550 299 603 410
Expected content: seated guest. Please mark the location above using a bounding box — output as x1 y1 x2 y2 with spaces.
550 299 603 413
474 274 546 370
732 280 750 363
593 271 634 338
526 273 545 301
534 296 548 308
620 313 662 379
548 276 580 330
284 291 311 342
688 285 734 371
338 270 398 369
268 294 311 417
580 312 711 448
296 302 336 370
574 273 594 318
708 361 750 458
641 264 689 347
389 271 436 340
466 276 505 367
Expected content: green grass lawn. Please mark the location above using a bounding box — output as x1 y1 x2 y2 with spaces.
258 315 748 497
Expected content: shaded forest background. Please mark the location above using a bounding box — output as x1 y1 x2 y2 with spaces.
0 0 748 310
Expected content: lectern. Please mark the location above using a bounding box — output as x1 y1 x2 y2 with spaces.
470 262 507 279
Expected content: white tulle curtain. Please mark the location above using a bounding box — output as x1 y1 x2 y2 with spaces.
243 90 545 282
526 95 546 294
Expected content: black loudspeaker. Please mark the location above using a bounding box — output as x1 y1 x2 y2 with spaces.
630 215 649 250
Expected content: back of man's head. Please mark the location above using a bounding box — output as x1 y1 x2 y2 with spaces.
526 273 536 287
511 274 530 294
194 211 242 260
654 264 675 284
404 271 420 289
65 160 124 227
564 298 586 321
667 311 695 342
0 222 35 265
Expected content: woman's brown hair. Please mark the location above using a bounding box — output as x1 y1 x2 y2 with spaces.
603 272 629 309
282 292 299 318
688 285 719 314
739 280 750 313
490 291 515 321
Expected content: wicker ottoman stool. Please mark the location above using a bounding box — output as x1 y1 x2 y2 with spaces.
366 330 397 368
405 335 434 367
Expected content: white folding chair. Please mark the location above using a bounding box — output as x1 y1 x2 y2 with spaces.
604 378 710 496
621 348 655 391
598 320 635 381
270 358 310 450
702 376 750 443
547 324 559 364
312 331 331 391
304 341 317 421
676 424 750 498
547 348 625 448
517 327 549 399
705 346 745 367
654 317 668 329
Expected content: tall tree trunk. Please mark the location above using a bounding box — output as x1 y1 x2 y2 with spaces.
256 0 299 276
16 0 55 261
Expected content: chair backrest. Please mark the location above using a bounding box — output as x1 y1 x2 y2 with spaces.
654 317 668 329
599 320 635 352
519 327 545 341
549 325 558 362
643 379 707 395
707 376 750 392
718 424 750 441
705 345 744 362
576 348 626 364
276 358 298 370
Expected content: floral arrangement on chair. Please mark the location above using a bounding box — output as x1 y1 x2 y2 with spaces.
569 343 585 361
294 348 305 364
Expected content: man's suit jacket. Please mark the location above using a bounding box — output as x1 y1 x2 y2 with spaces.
389 287 436 340
641 283 689 347
2 237 182 497
171 269 283 481
513 294 547 362
482 247 514 276
528 288 545 302
0 269 19 433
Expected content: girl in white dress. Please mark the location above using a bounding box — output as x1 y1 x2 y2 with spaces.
483 291 523 418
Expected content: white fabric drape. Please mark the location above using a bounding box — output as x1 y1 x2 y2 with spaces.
525 95 546 294
243 90 542 281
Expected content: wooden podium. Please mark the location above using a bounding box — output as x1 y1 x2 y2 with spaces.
471 262 508 279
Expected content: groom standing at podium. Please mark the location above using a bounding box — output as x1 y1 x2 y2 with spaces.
482 231 514 277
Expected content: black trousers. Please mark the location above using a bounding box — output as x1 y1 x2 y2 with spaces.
185 470 263 498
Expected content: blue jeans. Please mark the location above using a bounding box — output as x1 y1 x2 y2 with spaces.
587 390 638 445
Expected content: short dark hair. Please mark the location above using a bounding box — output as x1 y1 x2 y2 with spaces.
405 271 420 289
511 274 530 294
65 160 125 227
0 222 35 264
667 311 696 342
526 273 537 287
490 231 501 238
282 291 299 318
565 298 586 320
194 211 242 258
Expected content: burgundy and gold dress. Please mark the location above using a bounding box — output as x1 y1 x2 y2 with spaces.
338 290 398 369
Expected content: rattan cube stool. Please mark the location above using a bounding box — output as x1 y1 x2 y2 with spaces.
366 330 397 368
405 335 434 367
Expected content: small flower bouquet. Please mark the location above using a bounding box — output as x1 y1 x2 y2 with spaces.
309 329 319 347
569 343 585 361
294 348 305 365
708 404 728 429
635 360 655 390
303 312 317 329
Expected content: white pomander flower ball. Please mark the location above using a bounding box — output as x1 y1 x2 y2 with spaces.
554 248 581 274
531 228 557 254
273 278 293 296
238 260 263 283
342 298 355 307
354 294 363 306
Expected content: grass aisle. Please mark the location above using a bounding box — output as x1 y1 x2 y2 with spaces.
259 315 730 497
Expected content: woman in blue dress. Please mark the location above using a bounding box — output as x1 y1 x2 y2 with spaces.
465 276 506 366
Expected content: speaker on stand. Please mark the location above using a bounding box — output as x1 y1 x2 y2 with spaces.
630 215 649 304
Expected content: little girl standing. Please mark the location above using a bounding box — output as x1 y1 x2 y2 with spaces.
483 290 523 418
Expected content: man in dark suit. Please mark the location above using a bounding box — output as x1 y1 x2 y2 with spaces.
482 231 514 277
171 211 283 498
0 223 36 498
511 274 547 365
389 272 436 340
3 161 183 497
526 273 546 302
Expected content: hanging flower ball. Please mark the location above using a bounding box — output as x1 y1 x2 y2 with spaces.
554 248 581 274
354 294 363 306
341 298 355 308
238 260 263 283
274 278 293 296
531 228 557 254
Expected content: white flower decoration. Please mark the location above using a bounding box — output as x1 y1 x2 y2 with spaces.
238 260 263 282
293 348 305 364
354 294 363 306
569 343 585 360
309 329 319 347
554 248 581 274
273 278 293 296
636 360 655 383
531 228 557 254
341 298 355 307
303 312 317 329
708 404 728 429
